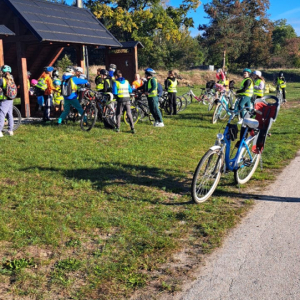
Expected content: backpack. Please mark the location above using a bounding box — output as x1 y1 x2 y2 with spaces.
5 79 17 100
61 76 75 97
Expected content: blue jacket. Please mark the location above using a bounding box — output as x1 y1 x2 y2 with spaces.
112 77 132 95
62 74 88 100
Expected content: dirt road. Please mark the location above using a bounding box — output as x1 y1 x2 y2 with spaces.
177 151 300 300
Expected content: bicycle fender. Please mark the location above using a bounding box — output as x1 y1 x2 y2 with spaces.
210 145 222 151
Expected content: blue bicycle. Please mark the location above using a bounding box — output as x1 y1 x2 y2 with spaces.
192 104 261 203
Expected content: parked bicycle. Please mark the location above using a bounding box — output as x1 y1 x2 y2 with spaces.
191 95 279 203
3 105 22 132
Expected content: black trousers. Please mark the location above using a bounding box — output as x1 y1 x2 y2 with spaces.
168 92 177 115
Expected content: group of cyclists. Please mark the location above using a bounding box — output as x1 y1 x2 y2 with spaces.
213 68 287 123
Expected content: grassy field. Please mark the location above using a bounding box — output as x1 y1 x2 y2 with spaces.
1 81 300 299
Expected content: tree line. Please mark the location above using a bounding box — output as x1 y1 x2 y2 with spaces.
50 0 300 70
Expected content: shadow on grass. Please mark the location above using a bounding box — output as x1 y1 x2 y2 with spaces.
214 190 300 202
22 163 194 205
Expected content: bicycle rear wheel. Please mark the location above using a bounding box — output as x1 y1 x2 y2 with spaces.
212 102 222 124
234 136 261 184
179 96 187 111
123 106 139 125
103 101 117 128
80 102 97 131
3 106 22 132
191 149 223 203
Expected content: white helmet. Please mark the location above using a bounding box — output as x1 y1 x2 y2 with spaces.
65 66 74 73
253 70 262 77
74 66 83 74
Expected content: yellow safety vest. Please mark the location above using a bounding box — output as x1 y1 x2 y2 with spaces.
115 80 130 98
96 76 104 90
53 88 64 104
254 79 264 97
0 78 7 100
167 78 177 93
36 77 47 91
239 78 253 97
277 78 286 88
147 78 157 97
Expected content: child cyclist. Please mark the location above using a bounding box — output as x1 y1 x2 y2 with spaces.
164 70 178 115
276 71 287 103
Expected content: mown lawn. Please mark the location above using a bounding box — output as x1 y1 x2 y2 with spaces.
0 82 300 299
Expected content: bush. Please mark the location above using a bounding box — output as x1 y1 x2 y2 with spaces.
55 54 73 72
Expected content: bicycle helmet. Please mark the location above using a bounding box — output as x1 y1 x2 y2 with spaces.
243 68 251 74
1 65 11 73
109 64 117 70
74 66 83 73
253 70 262 77
27 71 31 76
279 72 284 77
144 68 156 76
52 70 59 77
65 66 74 73
31 79 38 86
100 69 109 76
53 79 61 86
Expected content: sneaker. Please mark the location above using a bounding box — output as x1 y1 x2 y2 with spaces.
153 121 158 127
156 122 165 127
114 127 120 132
283 99 287 103
0 131 3 138
131 128 136 134
7 131 13 136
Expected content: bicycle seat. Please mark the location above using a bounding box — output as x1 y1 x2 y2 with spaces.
243 118 259 129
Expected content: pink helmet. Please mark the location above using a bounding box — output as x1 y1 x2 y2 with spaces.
31 79 38 86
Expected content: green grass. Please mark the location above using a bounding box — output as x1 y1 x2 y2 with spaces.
0 82 300 299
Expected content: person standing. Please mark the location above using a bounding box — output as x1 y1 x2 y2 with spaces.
132 73 143 90
144 68 164 127
113 70 135 133
252 70 265 101
236 68 253 122
57 67 88 125
0 65 15 137
40 66 55 122
276 71 287 103
165 70 178 115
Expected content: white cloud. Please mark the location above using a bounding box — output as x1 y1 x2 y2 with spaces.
277 7 300 18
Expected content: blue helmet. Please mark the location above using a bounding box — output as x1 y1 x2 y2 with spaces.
44 66 54 72
145 68 156 76
243 68 251 74
1 65 11 73
53 79 61 86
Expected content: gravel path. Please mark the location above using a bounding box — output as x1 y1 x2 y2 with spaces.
179 151 300 300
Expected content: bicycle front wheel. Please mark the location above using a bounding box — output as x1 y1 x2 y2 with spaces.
3 106 22 132
191 149 223 203
234 136 261 184
212 102 222 124
124 106 139 125
80 102 97 131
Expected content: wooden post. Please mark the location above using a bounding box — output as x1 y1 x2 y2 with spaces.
76 45 84 70
134 45 138 75
0 39 4 66
222 50 226 70
14 18 30 117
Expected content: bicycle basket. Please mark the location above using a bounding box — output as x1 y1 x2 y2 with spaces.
228 124 238 141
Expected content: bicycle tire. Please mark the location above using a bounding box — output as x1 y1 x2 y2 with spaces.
123 106 139 126
183 94 191 105
212 102 222 124
137 105 147 121
191 149 223 203
164 101 171 115
207 95 215 111
80 102 97 131
3 106 22 132
176 97 183 112
103 101 117 128
234 136 261 184
179 96 187 111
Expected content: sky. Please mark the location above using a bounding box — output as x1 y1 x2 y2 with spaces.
168 0 300 37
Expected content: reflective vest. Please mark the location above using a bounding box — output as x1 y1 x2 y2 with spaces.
36 77 47 91
53 88 64 104
115 80 130 98
0 78 7 100
168 78 177 93
239 78 253 97
254 79 264 97
148 78 157 97
28 79 30 90
277 78 286 88
96 76 104 90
